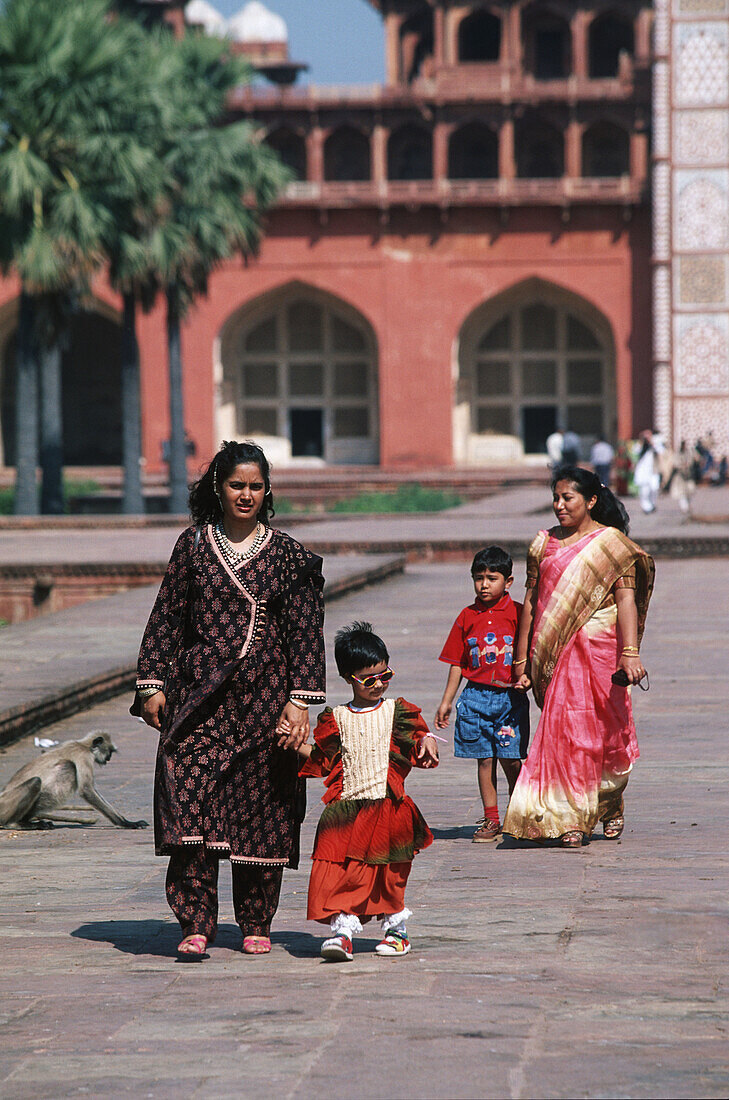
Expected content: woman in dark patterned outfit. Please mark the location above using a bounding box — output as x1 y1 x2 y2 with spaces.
135 441 325 959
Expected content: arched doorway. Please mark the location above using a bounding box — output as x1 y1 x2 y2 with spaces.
0 302 123 467
458 10 501 62
217 286 379 466
456 281 615 464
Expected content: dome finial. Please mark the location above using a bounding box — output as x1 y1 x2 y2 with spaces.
228 1 288 45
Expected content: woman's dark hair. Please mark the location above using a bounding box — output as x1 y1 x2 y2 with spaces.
551 464 630 535
334 621 389 678
471 545 513 579
188 440 275 526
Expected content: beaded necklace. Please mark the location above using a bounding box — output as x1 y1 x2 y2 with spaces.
214 521 266 569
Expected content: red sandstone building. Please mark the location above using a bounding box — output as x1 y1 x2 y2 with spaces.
0 1 656 473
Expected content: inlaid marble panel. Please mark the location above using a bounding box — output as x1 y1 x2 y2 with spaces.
675 170 729 250
677 0 729 14
654 267 672 360
675 313 729 393
677 254 727 304
674 396 729 449
674 109 729 165
675 24 729 106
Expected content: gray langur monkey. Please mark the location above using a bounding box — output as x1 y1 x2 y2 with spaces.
0 732 148 829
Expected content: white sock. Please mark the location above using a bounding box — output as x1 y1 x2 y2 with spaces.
381 907 412 935
330 912 363 937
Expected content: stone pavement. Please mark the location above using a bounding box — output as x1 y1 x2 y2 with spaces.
1 559 727 1099
0 553 404 744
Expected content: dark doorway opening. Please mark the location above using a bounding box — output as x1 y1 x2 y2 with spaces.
290 408 324 458
523 406 557 454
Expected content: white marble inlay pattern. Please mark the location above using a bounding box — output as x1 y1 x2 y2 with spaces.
654 267 672 360
675 25 729 106
675 314 729 394
674 396 729 449
674 109 729 166
675 170 729 250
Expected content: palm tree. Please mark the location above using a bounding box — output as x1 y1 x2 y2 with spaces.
0 0 155 513
145 34 291 513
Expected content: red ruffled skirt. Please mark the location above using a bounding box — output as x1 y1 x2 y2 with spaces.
307 858 411 922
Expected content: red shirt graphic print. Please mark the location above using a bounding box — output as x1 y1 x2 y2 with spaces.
439 593 521 688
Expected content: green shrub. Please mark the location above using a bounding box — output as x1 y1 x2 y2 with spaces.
0 479 102 515
330 484 461 514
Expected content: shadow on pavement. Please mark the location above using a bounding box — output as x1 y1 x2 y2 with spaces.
430 825 473 840
72 919 189 958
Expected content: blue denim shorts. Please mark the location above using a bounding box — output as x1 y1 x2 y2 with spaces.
454 683 530 760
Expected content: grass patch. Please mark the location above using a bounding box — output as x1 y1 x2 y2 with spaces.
330 484 462 514
0 479 102 515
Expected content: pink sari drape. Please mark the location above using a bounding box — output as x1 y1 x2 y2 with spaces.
503 528 653 840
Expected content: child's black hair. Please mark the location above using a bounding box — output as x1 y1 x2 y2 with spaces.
334 621 389 678
471 545 513 579
551 464 630 535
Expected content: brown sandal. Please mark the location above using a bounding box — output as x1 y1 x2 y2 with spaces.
560 831 583 848
603 815 624 839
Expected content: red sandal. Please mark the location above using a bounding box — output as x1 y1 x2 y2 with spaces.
177 933 208 961
243 935 271 955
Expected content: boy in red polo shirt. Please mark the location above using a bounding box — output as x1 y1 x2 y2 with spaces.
435 546 529 842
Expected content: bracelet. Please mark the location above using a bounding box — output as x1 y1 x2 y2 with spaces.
621 647 640 656
512 658 528 667
288 697 309 710
137 686 162 700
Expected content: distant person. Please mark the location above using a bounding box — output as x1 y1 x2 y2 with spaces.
633 430 663 514
435 547 529 843
669 440 696 516
709 455 727 487
503 466 654 848
546 430 564 470
298 622 439 962
695 434 716 481
561 429 581 465
590 436 615 486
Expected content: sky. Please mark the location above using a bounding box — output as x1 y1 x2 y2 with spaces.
214 0 385 85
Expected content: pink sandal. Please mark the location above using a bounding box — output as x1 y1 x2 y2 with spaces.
177 933 208 961
243 935 271 955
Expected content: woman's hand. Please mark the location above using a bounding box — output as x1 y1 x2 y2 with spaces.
416 736 439 768
616 654 647 685
276 701 310 750
141 691 166 730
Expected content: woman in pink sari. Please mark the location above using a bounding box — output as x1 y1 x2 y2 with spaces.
503 466 654 848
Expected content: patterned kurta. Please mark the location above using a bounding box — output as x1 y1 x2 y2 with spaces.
136 524 326 867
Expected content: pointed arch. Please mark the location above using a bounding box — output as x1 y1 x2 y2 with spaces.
454 279 616 464
0 296 122 467
217 282 379 466
449 121 498 180
324 125 371 182
458 9 502 63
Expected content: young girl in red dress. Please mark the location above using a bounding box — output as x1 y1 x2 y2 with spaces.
295 622 439 962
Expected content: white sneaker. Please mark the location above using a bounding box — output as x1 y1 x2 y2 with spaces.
375 930 411 957
320 934 353 962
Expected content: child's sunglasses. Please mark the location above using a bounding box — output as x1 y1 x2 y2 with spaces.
350 666 395 689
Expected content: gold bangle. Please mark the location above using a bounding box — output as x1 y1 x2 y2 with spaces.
621 648 640 656
288 697 309 710
513 658 527 667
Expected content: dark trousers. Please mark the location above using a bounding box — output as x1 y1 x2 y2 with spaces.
166 847 284 940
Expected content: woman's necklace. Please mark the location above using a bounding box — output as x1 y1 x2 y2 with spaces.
214 521 266 568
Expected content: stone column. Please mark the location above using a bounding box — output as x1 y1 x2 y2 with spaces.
307 125 324 184
499 114 516 180
566 118 583 179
